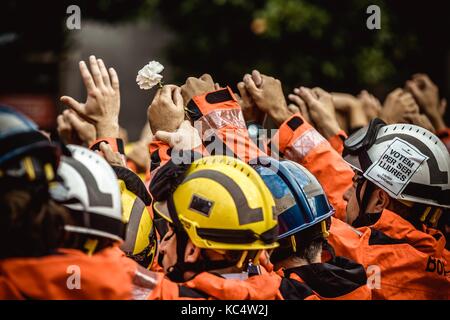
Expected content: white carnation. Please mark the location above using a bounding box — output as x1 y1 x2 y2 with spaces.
136 61 164 90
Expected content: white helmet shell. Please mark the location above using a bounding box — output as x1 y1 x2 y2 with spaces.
51 145 123 241
345 124 450 208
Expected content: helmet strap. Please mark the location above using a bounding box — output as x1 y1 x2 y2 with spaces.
84 238 98 256
352 178 381 227
290 236 297 253
235 250 249 269
163 201 237 281
165 241 240 282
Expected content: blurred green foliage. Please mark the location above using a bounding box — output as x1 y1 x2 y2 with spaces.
149 0 449 97
1 0 448 99
151 0 398 92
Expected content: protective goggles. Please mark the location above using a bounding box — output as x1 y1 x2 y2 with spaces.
343 118 387 156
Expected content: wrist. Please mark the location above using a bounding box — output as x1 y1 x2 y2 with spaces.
319 121 341 139
270 107 292 127
429 115 446 132
349 104 368 129
85 137 96 147
96 122 119 138
90 137 125 155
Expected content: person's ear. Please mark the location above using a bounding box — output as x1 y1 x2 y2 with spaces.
371 188 390 212
184 239 201 263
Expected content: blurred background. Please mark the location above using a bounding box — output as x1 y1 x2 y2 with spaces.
1 0 449 140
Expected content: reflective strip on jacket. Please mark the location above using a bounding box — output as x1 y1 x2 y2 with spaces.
270 113 354 222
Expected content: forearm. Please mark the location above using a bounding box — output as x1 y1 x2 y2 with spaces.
348 103 368 131
427 112 447 132
188 87 267 163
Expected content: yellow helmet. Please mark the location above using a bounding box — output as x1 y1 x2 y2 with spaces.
115 167 157 269
154 155 278 251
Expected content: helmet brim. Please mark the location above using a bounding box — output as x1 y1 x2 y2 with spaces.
153 201 174 224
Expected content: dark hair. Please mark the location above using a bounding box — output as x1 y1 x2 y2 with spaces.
0 186 69 259
270 220 328 264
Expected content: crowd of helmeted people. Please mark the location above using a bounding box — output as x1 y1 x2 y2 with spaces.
0 55 449 300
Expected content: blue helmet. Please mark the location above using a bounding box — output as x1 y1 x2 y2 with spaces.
255 157 334 239
0 105 58 182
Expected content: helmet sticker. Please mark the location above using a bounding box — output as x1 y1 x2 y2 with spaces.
364 137 429 197
189 194 214 217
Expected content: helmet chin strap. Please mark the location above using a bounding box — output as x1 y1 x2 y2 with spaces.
352 179 381 228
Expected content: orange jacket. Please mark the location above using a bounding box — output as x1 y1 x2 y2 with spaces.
328 212 450 299
188 87 266 163
147 269 283 300
0 247 133 300
327 130 347 155
277 255 371 300
108 242 284 300
270 114 354 222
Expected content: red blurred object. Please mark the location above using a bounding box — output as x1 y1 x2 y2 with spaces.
0 94 57 130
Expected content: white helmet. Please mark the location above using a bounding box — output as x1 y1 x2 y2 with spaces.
344 119 450 209
50 145 124 241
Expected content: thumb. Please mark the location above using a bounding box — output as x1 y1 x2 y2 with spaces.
237 82 252 104
406 81 422 99
243 74 259 97
155 130 175 146
99 142 114 159
172 87 184 110
297 87 316 107
65 111 86 132
60 96 83 115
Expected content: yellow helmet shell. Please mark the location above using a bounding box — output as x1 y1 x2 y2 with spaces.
119 180 157 268
154 156 278 250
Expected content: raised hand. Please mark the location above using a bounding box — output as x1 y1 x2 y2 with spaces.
406 74 439 117
380 88 419 124
155 120 202 150
180 74 216 106
357 90 382 120
243 70 292 126
404 113 436 133
60 55 120 138
287 90 312 124
99 142 127 168
331 92 368 129
147 84 185 134
57 109 96 146
405 74 446 131
296 87 341 138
